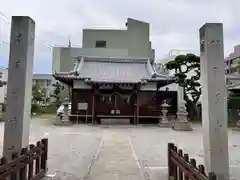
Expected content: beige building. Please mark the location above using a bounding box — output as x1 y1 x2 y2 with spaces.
52 18 155 77
82 18 154 58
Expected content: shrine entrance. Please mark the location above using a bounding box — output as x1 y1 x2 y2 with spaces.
93 84 137 124
95 91 134 117
108 92 133 116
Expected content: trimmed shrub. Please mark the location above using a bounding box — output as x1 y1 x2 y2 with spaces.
39 104 57 114
228 96 240 109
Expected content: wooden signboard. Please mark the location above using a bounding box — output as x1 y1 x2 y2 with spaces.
78 102 88 110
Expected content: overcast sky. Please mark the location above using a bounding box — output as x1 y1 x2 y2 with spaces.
0 0 240 74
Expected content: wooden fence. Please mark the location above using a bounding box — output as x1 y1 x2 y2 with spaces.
0 138 48 180
168 143 217 180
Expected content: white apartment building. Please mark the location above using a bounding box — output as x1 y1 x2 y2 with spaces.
32 74 52 103
0 70 53 104
52 18 155 77
225 44 240 75
224 44 240 90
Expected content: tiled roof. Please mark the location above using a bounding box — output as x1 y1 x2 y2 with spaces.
78 61 150 83
54 56 175 83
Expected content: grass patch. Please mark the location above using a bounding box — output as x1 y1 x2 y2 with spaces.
190 119 201 124
190 119 236 128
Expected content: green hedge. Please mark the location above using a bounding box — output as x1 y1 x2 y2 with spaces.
0 103 5 112
31 104 57 114
228 96 240 109
39 104 57 114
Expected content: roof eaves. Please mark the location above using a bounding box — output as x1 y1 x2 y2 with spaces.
76 55 149 63
84 78 142 84
142 75 176 81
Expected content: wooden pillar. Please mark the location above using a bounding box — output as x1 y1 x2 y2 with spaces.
92 87 96 124
71 88 75 115
133 96 137 124
133 84 140 125
136 92 139 124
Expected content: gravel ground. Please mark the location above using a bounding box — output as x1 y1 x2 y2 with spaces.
0 119 240 180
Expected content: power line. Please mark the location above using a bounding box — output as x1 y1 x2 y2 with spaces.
0 11 54 49
0 12 8 23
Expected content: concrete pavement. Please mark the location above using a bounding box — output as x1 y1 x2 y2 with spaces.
87 131 143 180
1 120 240 180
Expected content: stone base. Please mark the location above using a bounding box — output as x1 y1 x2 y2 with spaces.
158 121 171 127
172 121 193 131
53 120 73 126
232 126 240 131
101 118 130 125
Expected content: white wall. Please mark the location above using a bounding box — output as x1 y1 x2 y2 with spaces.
162 83 178 91
0 68 8 104
73 80 92 89
140 82 156 91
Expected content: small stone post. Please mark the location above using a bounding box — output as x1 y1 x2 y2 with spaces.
200 23 229 180
62 101 70 122
173 85 192 131
3 16 35 159
232 118 240 131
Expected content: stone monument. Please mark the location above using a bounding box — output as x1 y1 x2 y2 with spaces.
172 85 193 131
3 16 35 159
200 23 229 180
158 100 171 127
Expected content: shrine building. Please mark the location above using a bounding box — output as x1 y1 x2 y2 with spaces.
53 55 177 124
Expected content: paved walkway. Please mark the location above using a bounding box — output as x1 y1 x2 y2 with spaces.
88 131 144 180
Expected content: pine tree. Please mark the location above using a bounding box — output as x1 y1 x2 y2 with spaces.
51 82 64 108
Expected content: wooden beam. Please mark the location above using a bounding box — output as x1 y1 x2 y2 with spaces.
91 85 96 124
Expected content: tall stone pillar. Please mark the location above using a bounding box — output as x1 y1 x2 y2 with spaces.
200 23 229 180
3 17 35 159
173 85 192 131
177 85 184 111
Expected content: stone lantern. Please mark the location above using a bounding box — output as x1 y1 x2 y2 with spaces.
158 100 171 127
62 98 70 123
54 98 72 126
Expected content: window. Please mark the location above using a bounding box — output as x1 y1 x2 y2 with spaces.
95 41 106 48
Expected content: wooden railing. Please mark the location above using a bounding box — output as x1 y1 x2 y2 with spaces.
0 138 48 180
168 143 217 180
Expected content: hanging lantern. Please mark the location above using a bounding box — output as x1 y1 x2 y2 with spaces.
101 95 105 101
127 96 130 104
